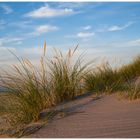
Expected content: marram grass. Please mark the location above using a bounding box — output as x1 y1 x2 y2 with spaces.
48 46 93 103
0 42 140 128
84 62 124 94
84 55 140 98
0 43 93 125
0 43 52 125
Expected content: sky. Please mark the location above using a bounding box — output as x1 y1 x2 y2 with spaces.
0 2 140 69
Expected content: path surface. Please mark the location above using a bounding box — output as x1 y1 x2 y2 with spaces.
30 94 140 138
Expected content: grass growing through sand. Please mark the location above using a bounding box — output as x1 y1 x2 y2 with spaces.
48 46 92 103
0 42 140 133
84 62 124 94
0 43 51 125
119 56 140 81
84 56 140 99
0 43 92 126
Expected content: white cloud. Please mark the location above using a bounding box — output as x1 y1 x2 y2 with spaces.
57 2 88 9
0 24 58 46
77 32 94 38
128 39 140 47
1 5 13 14
25 5 74 18
97 22 134 32
65 31 95 39
102 38 140 48
107 22 133 32
0 37 24 46
29 24 58 37
66 25 93 39
36 25 58 33
83 25 92 30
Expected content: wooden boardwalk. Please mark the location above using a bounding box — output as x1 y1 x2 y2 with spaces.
30 94 140 138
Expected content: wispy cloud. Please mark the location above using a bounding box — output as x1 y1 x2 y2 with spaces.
66 25 94 39
108 22 133 31
77 32 94 38
0 23 59 46
36 25 58 33
28 24 59 37
82 25 92 30
97 22 134 32
128 38 140 47
103 38 140 48
66 31 94 39
1 5 13 14
0 37 24 46
25 5 74 18
57 2 87 9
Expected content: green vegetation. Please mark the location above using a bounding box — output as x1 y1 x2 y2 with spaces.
84 63 124 94
118 77 140 100
0 43 92 126
48 46 92 103
84 55 140 98
0 43 51 125
0 42 140 132
119 56 140 81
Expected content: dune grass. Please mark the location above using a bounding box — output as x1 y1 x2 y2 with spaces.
117 56 140 100
126 78 140 100
0 43 52 125
118 56 140 82
84 55 140 98
48 46 92 103
0 42 139 129
0 43 92 126
84 62 124 94
117 77 140 100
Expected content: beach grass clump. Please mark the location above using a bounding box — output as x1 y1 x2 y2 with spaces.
0 43 92 126
116 55 140 100
0 42 139 128
84 62 124 94
48 46 92 103
84 55 140 100
118 77 140 100
0 43 52 125
119 56 140 82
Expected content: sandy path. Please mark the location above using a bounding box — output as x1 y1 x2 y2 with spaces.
29 94 140 138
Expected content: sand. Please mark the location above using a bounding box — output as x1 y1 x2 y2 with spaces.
29 94 140 138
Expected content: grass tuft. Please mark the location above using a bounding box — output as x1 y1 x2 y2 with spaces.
0 42 140 132
0 43 93 126
84 62 123 94
0 43 52 125
48 45 92 103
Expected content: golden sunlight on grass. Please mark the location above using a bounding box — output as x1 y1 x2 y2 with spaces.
0 42 140 137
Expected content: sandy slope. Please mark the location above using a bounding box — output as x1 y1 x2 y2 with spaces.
29 94 140 138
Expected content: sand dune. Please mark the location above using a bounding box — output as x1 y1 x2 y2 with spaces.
29 94 140 138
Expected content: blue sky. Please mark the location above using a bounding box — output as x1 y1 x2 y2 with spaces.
0 2 140 68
